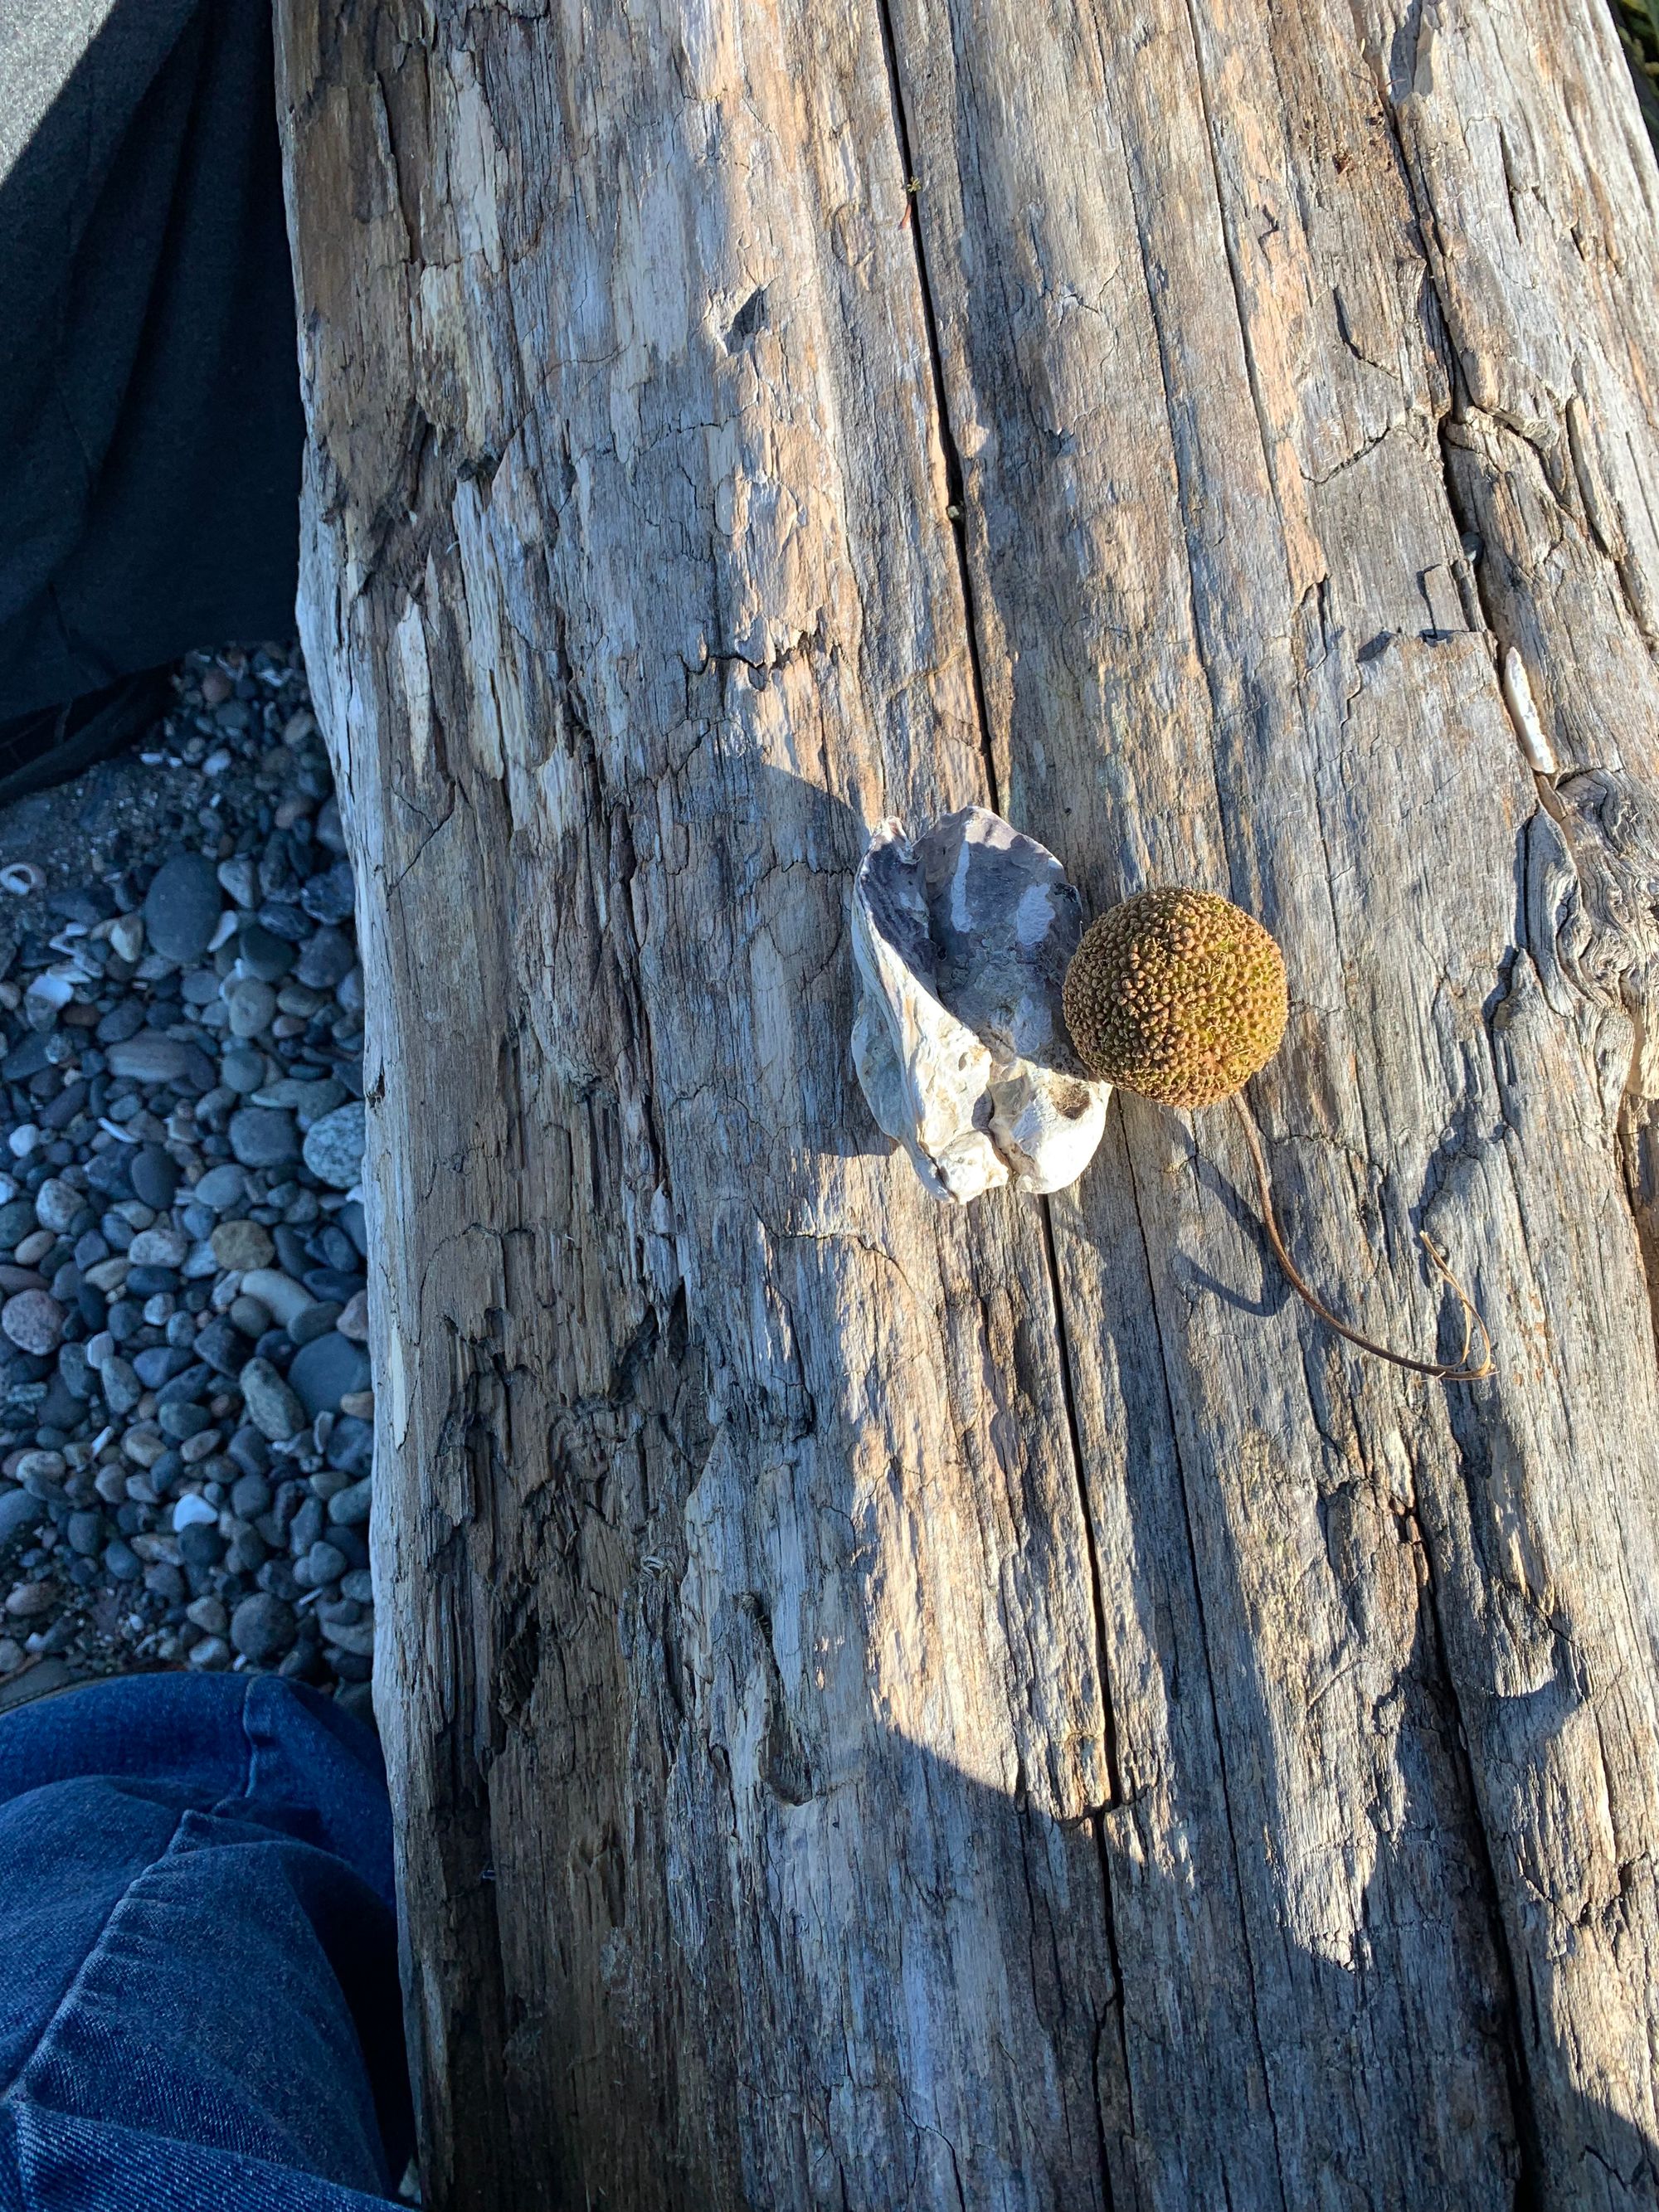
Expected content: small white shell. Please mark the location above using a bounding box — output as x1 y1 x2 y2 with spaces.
851 806 1110 1203
0 863 45 897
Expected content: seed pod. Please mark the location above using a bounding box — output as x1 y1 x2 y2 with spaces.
1062 887 1287 1108
1062 885 1492 1382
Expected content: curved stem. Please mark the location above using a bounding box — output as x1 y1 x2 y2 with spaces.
1229 1090 1495 1382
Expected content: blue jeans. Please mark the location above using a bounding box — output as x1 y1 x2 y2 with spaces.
0 1674 413 2210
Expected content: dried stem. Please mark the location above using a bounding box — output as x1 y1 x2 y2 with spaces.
1229 1090 1496 1382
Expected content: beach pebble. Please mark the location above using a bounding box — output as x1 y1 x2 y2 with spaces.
211 1220 275 1272
105 1034 192 1084
2 1291 63 1356
240 1357 306 1442
228 1107 298 1168
0 645 372 1708
230 1592 296 1664
289 1331 372 1417
301 1101 364 1189
143 853 221 965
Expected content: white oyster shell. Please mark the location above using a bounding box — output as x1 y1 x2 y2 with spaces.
851 805 1110 1202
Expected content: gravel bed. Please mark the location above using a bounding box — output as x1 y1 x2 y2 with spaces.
0 645 377 1722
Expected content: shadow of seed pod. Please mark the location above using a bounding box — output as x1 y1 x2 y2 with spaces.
1063 887 1494 1383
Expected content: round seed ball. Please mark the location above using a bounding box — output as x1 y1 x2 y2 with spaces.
1062 887 1287 1109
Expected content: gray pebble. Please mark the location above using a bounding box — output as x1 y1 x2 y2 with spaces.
34 1377 81 1432
0 1489 45 1544
228 1107 298 1169
287 1330 371 1417
225 979 278 1038
251 1077 347 1120
2 1291 63 1355
192 1164 248 1210
236 923 295 983
324 1417 373 1476
258 1559 299 1603
194 1319 251 1377
301 1101 364 1190
127 1227 187 1269
103 1539 142 1582
225 1524 268 1574
129 1146 180 1210
133 1345 187 1387
0 1199 36 1249
236 1270 312 1330
272 1225 310 1279
226 1427 270 1477
156 1361 212 1404
178 1522 223 1568
230 1592 295 1664
230 1472 272 1519
95 1000 145 1045
326 1477 373 1528
228 1294 272 1339
239 1357 306 1441
66 1510 105 1557
302 1539 348 1586
220 1049 266 1095
321 1613 376 1659
158 1403 210 1441
289 1300 343 1349
300 862 355 926
289 1496 324 1553
187 1636 231 1670
105 1034 192 1084
100 1354 142 1416
33 1179 81 1234
143 853 221 965
294 926 354 990
57 1342 95 1398
340 1568 375 1604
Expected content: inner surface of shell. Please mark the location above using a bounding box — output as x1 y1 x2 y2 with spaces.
851 805 1110 1202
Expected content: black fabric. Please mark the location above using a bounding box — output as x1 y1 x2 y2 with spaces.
0 667 173 808
0 0 303 720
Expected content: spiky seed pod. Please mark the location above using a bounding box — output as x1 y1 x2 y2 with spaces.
1062 887 1288 1109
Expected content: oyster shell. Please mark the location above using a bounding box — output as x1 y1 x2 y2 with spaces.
851 805 1110 1201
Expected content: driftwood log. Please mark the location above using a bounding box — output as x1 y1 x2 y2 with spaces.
277 0 1659 2204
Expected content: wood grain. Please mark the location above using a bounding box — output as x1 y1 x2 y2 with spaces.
277 0 1659 2201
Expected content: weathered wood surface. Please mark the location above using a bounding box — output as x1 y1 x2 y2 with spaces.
277 1 1659 2203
